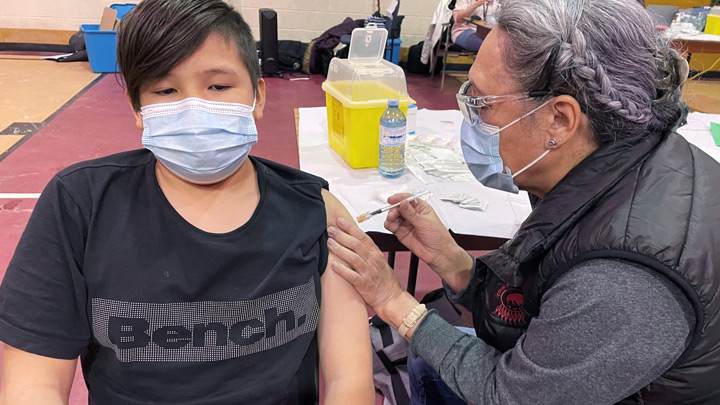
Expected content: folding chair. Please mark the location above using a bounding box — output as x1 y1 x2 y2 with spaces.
432 18 478 90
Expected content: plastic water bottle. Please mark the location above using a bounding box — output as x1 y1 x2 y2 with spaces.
379 99 406 178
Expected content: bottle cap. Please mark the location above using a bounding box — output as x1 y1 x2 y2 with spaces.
387 99 400 107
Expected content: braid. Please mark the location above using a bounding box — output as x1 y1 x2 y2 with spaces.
562 28 652 125
497 0 684 142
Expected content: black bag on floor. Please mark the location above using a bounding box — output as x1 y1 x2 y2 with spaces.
370 315 411 405
370 288 471 404
406 41 429 75
278 40 308 73
56 31 88 63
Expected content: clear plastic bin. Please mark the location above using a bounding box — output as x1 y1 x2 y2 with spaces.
322 25 415 169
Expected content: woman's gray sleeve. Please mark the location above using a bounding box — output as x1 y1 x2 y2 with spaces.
411 259 695 404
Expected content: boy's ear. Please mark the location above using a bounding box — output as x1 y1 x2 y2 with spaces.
125 92 143 130
252 78 266 121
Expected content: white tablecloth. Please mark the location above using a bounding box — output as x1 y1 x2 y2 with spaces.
298 107 532 239
676 112 720 163
298 108 720 240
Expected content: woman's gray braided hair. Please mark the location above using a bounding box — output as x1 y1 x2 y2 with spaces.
496 0 688 144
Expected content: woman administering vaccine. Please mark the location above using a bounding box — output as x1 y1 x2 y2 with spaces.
327 0 720 403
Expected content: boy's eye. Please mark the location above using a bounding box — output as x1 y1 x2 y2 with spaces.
209 85 231 91
154 88 176 96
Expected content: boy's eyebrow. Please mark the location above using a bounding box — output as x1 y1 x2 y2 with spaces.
201 68 238 76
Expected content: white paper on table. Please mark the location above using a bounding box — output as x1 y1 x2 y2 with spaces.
676 112 720 163
297 107 329 148
332 181 445 234
425 181 530 239
416 109 463 136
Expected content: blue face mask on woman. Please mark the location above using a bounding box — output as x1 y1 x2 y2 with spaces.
141 97 258 184
460 100 551 194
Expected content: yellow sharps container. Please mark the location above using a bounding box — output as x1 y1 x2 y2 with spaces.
322 24 415 169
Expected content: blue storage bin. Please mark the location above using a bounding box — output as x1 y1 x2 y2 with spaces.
384 38 403 65
82 3 136 73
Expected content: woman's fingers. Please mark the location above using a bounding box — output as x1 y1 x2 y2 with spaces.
386 206 402 222
330 259 364 286
335 217 372 244
384 217 402 233
327 231 367 272
387 193 413 205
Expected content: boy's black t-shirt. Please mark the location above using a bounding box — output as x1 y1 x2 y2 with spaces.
0 150 330 404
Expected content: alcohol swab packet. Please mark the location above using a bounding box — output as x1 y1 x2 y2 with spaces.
459 201 489 211
440 193 465 203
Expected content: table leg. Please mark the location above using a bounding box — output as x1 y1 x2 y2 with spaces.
407 254 419 297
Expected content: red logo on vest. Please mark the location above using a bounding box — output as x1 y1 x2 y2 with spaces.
495 285 525 324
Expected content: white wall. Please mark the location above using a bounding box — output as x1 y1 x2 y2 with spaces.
0 0 439 47
236 0 438 47
0 0 124 31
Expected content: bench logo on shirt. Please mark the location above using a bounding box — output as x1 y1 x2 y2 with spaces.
91 277 319 362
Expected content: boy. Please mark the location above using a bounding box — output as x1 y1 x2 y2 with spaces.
0 0 373 403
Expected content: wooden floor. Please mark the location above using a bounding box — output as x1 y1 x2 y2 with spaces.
683 80 720 114
0 54 99 155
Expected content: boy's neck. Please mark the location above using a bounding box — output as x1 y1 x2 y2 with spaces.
154 158 262 233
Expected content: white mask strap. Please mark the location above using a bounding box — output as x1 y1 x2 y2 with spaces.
511 149 550 178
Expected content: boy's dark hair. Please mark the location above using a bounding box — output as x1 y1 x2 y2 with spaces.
117 0 261 111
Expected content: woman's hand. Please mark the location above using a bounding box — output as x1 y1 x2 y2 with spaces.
327 217 406 317
384 194 469 278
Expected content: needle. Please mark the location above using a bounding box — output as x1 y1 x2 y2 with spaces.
356 190 430 223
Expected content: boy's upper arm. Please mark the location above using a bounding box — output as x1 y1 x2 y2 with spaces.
318 190 374 399
0 176 91 359
0 343 77 404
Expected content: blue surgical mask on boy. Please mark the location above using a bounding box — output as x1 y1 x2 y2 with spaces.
460 100 551 194
141 97 258 184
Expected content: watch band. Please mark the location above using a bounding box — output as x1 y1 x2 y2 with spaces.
397 304 428 338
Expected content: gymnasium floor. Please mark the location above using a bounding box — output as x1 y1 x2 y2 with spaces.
0 52 461 403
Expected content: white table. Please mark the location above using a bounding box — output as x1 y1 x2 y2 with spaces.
670 32 720 55
676 112 720 163
298 107 534 294
298 107 533 239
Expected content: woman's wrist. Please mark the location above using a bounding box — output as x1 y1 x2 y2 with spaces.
433 245 474 278
435 247 475 293
378 291 421 332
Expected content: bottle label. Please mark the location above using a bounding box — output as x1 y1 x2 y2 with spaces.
380 125 406 147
